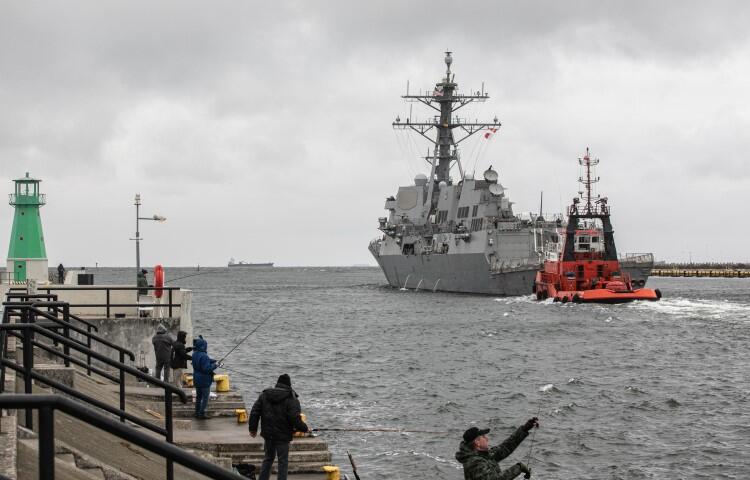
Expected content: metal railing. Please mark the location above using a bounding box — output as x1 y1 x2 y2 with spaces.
0 394 242 480
2 300 134 377
29 286 181 318
0 321 188 479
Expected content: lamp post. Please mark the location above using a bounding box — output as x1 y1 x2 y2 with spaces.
133 193 166 283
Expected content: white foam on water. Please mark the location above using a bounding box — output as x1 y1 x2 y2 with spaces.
632 296 749 320
540 383 555 392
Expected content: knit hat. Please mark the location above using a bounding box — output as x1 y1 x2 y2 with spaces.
277 374 291 387
156 324 167 333
463 427 490 443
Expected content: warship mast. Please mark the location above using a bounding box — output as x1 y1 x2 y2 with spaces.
393 52 500 217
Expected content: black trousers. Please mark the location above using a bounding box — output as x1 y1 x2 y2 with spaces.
258 439 289 480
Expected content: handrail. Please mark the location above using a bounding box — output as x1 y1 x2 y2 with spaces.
8 285 181 318
0 322 186 446
0 394 243 480
2 302 135 360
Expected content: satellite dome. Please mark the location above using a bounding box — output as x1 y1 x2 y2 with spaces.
414 174 428 186
483 166 499 183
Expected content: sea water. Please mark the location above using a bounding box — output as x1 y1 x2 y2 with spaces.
94 267 749 479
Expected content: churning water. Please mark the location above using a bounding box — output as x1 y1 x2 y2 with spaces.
97 267 750 479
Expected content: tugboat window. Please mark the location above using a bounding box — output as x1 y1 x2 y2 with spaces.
402 243 415 255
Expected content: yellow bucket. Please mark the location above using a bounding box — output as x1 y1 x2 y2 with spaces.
235 408 248 423
214 374 230 392
322 466 340 480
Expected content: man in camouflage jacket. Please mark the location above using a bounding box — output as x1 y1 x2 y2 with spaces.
455 418 538 480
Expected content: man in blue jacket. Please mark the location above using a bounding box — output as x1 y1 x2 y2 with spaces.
191 336 220 419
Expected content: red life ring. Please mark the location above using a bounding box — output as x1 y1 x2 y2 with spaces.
154 264 165 298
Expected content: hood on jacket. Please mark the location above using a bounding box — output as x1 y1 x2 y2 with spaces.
193 337 207 352
455 441 480 464
264 384 294 404
177 331 187 343
156 324 167 334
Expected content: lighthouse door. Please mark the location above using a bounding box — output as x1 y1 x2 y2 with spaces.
14 261 25 282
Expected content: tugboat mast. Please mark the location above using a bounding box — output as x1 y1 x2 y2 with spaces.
393 52 500 184
577 147 600 215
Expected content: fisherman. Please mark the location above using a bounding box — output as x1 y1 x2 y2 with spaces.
57 263 65 284
191 336 219 419
249 374 309 480
455 417 539 480
151 324 173 382
137 268 149 296
169 330 192 388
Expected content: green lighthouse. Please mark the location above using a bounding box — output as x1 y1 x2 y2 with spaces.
7 172 48 282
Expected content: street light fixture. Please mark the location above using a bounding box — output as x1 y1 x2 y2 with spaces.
132 193 166 283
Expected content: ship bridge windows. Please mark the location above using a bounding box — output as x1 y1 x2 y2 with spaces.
402 243 415 255
470 218 483 231
436 210 448 223
457 206 470 218
472 205 479 217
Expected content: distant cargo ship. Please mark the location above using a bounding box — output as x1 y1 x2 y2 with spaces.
227 258 274 267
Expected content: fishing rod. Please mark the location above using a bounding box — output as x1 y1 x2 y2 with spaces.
217 311 275 364
347 451 361 480
167 269 230 283
313 427 449 434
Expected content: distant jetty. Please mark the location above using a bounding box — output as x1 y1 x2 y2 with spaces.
652 263 750 278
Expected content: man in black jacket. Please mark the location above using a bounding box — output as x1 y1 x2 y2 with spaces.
151 324 173 382
169 331 192 388
249 374 309 480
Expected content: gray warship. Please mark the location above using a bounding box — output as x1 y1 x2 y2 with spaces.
369 52 653 295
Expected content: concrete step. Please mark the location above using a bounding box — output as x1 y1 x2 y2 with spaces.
179 437 329 454
225 449 332 464
18 439 108 480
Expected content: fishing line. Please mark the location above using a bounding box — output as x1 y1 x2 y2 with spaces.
313 427 449 435
167 269 230 284
217 311 275 364
525 387 549 471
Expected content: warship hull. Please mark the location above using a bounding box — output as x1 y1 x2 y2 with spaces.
373 250 651 296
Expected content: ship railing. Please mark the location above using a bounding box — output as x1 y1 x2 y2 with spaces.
619 253 654 264
489 257 542 273
0 394 241 480
7 285 182 318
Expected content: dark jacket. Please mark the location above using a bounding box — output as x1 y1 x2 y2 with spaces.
170 331 193 369
191 337 217 388
249 383 309 442
151 328 173 363
137 272 148 295
455 426 528 480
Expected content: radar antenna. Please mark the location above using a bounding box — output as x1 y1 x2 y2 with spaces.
392 52 500 183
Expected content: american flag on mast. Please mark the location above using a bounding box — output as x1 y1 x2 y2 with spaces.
433 86 444 96
484 127 498 139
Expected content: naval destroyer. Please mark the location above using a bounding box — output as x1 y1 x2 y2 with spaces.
368 52 653 295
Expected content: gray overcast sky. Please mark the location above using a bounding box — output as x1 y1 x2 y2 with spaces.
1 1 749 267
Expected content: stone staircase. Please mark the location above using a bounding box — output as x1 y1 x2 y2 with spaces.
178 436 332 474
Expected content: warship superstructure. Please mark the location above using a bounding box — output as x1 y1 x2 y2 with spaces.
369 52 652 295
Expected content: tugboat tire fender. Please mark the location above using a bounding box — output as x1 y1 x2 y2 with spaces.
655 288 662 300
561 296 568 304
572 294 581 303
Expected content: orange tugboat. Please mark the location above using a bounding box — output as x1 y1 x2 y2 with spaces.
534 148 661 304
